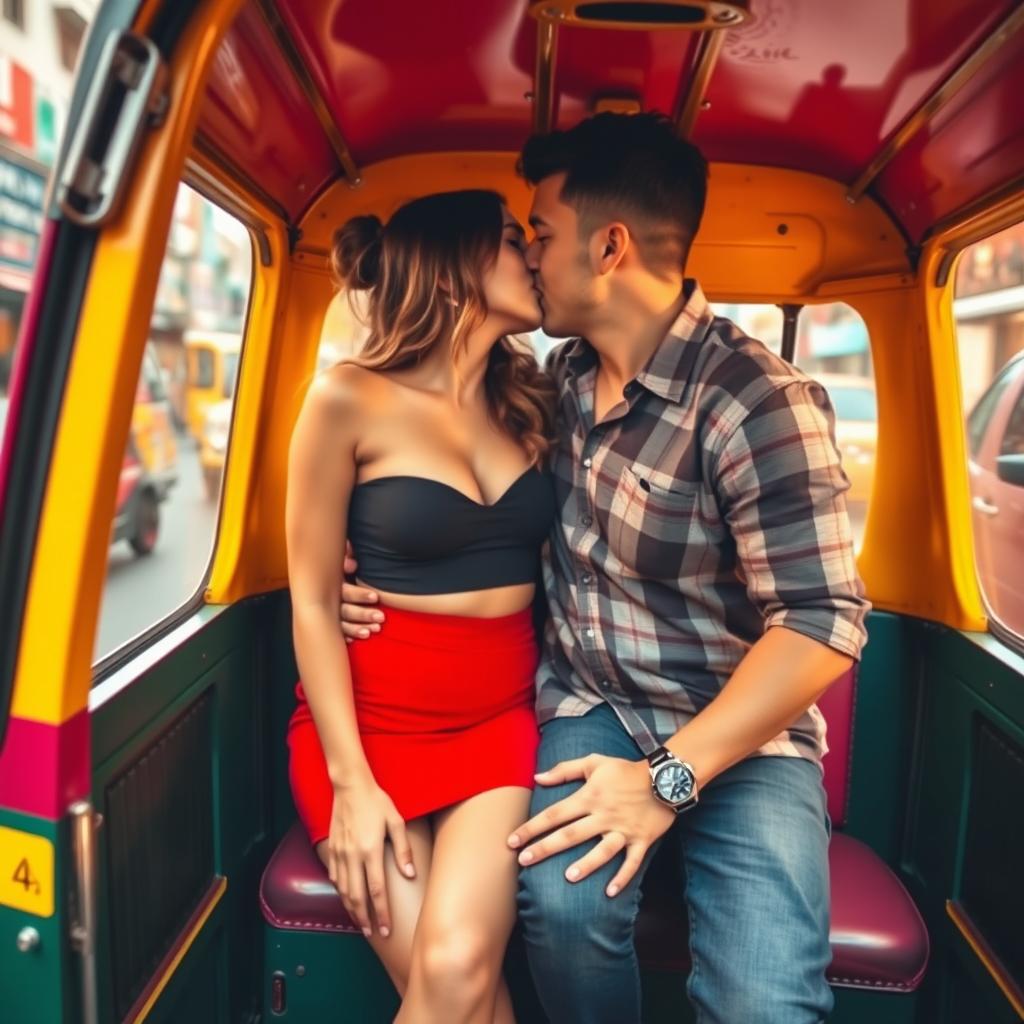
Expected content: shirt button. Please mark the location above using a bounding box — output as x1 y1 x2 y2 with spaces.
582 573 594 585
585 628 595 639
581 514 593 528
582 457 592 468
599 679 611 690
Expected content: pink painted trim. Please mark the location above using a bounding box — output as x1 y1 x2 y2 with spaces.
0 709 91 820
0 217 60 517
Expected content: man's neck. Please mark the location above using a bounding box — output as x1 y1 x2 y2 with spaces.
586 282 690 389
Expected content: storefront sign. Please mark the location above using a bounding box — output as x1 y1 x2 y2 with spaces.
0 155 46 283
0 56 34 153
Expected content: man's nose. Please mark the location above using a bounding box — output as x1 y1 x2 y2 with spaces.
525 240 541 270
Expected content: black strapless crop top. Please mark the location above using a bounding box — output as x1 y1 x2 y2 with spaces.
347 466 556 595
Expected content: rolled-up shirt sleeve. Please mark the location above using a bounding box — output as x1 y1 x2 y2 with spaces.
714 379 870 659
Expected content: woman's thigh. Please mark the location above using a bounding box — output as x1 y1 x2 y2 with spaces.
316 816 434 995
416 786 533 964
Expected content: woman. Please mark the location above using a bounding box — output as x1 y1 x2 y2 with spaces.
285 189 556 1024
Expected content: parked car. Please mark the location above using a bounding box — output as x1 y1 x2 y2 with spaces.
966 351 1024 630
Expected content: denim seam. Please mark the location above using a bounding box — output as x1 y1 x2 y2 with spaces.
681 839 704 1024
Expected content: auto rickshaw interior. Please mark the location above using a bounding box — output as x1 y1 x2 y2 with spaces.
1 1 1023 1022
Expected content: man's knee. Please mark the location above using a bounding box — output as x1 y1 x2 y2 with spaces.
517 857 633 955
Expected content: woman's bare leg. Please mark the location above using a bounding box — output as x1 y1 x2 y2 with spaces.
396 787 530 1024
317 817 433 996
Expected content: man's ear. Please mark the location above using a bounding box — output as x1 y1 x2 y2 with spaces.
591 222 630 276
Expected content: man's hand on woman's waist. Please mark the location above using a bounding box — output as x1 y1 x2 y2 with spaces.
339 542 385 642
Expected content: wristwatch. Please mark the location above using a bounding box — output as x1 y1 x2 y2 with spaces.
647 746 699 813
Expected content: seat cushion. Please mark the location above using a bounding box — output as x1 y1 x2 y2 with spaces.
263 825 928 992
634 832 930 992
260 822 361 933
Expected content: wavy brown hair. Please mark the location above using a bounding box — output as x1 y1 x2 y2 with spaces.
330 190 555 465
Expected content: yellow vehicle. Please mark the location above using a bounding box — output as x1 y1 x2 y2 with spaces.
131 343 178 489
198 396 232 501
1 2 1024 1023
183 329 240 442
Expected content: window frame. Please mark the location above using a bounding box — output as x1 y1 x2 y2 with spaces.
954 229 1024 656
91 183 256 681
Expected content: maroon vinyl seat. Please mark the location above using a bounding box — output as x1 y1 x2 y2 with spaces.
261 668 929 992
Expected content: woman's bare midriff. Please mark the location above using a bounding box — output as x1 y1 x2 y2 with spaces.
354 578 536 619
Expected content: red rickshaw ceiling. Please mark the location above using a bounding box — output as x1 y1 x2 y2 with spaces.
197 0 1024 242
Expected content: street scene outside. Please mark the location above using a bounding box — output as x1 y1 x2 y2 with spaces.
1 2 1022 665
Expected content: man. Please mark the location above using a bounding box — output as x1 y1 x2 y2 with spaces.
341 112 868 1023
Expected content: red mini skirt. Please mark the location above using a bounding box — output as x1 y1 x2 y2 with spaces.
287 604 540 845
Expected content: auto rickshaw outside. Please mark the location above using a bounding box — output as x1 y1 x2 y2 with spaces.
183 329 241 442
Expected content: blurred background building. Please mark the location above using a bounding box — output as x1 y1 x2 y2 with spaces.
0 1 251 424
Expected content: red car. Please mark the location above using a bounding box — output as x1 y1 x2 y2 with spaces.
967 351 1024 632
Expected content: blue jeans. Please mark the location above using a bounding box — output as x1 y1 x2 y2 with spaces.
517 704 834 1024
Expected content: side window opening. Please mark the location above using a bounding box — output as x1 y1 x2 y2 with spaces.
94 183 253 666
954 221 1024 645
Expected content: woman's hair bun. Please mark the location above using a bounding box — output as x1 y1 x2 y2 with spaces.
331 214 383 289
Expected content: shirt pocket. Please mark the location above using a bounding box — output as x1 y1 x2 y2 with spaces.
608 465 703 580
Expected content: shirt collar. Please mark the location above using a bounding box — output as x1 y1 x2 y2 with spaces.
634 279 713 403
564 279 713 404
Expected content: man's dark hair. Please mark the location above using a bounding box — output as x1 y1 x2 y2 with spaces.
519 112 708 274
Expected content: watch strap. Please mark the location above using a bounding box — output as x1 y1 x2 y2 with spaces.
647 745 674 769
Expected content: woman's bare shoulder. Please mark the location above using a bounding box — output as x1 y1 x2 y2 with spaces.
304 361 384 415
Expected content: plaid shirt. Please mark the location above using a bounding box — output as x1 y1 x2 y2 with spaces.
536 280 870 765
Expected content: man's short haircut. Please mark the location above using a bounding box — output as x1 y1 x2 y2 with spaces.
519 112 708 274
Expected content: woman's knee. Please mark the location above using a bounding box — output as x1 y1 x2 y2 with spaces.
412 926 496 1000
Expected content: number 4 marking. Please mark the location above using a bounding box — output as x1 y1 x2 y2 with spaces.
0 827 54 916
13 857 40 894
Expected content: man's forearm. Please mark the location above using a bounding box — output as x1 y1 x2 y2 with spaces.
664 626 853 787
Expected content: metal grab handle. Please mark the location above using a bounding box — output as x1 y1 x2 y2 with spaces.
69 801 101 1024
57 30 168 227
972 495 999 517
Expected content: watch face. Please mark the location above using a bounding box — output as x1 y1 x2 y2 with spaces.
655 762 693 804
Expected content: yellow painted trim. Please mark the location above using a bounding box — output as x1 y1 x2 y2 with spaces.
11 0 248 726
947 900 1024 1018
204 217 291 603
298 156 909 294
130 876 227 1023
184 136 293 606
849 281 986 630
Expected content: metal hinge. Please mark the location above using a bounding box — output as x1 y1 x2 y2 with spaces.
57 30 169 227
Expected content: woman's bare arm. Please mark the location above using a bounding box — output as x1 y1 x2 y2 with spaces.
287 369 368 782
286 366 414 938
